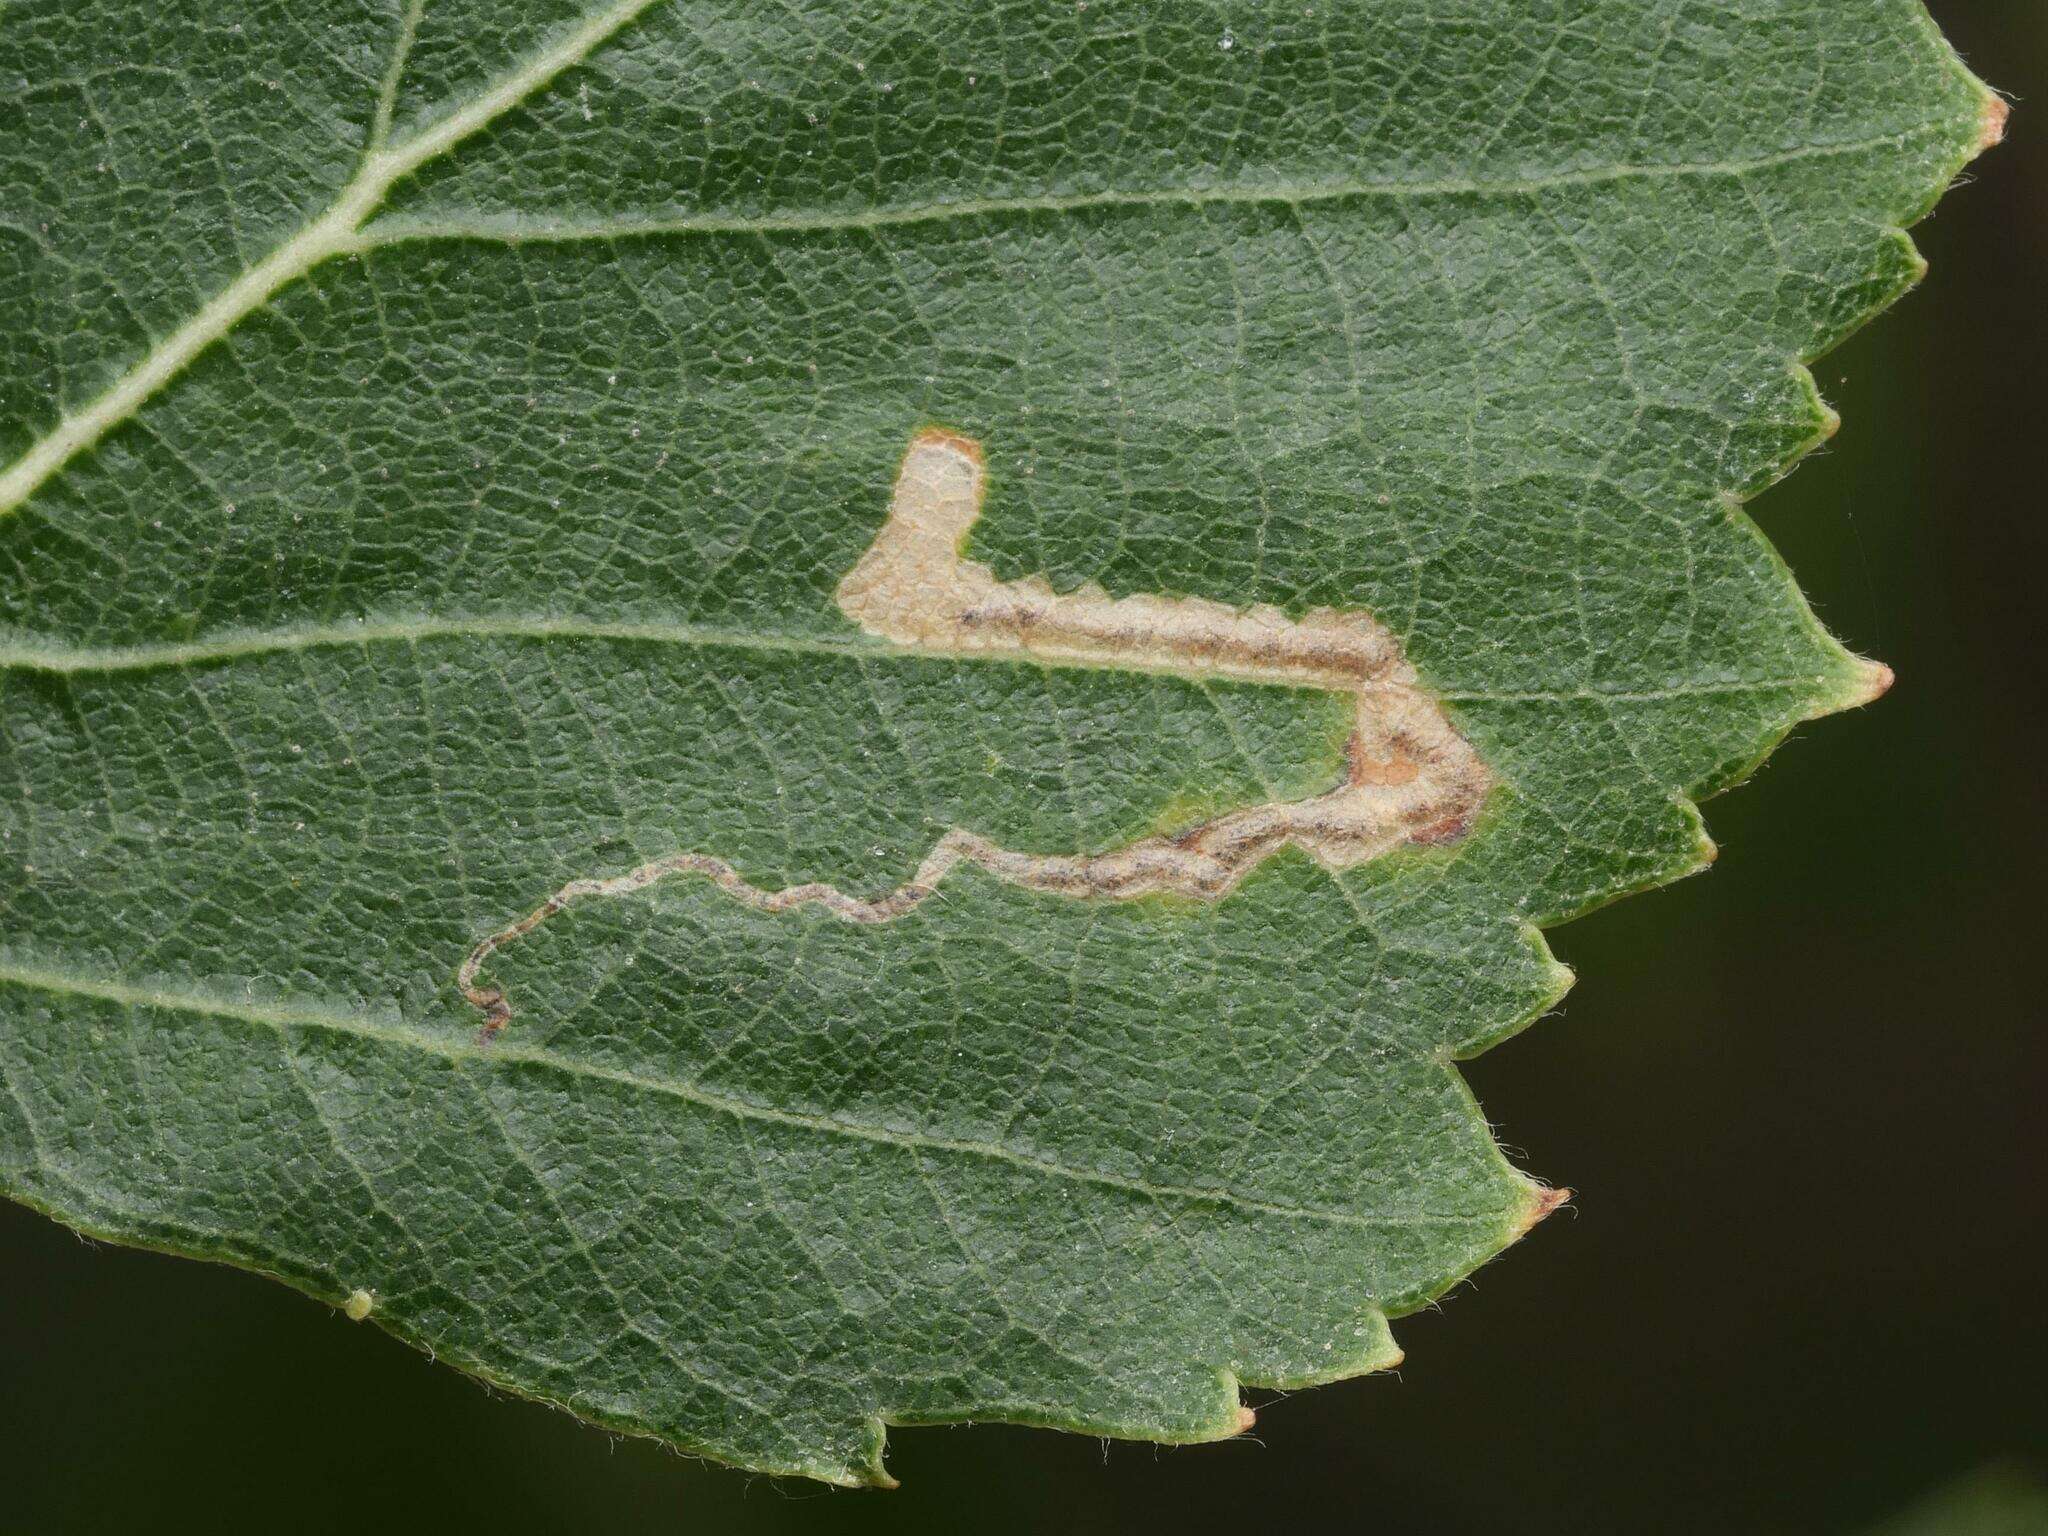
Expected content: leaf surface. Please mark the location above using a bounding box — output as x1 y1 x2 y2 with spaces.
0 0 1999 1483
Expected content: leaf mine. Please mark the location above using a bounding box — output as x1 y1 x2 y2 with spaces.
460 429 1491 1039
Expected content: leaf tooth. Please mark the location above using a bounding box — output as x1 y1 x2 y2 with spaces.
1980 91 2011 151
1842 658 1897 710
1513 1184 1573 1239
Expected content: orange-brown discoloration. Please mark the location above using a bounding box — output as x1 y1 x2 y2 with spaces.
1348 733 1422 787
1514 1184 1572 1238
1981 92 2011 151
908 426 986 465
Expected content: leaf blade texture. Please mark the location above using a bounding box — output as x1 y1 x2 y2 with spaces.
0 0 1999 1483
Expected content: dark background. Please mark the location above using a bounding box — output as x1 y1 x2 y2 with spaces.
2 3 2040 1530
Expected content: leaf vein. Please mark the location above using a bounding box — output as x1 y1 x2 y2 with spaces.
0 959 1503 1235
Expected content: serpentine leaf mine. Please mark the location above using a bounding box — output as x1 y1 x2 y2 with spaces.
459 429 1489 1040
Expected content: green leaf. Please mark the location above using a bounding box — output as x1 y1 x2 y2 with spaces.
0 0 1999 1485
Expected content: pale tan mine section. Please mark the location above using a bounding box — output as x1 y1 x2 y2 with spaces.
461 429 1490 1039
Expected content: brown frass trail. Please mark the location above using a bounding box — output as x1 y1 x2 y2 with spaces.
461 428 1491 1040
